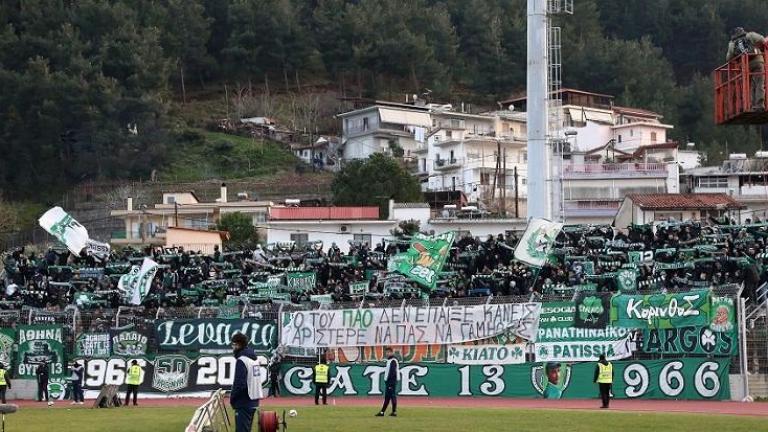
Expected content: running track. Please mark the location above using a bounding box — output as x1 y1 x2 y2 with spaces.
13 397 768 417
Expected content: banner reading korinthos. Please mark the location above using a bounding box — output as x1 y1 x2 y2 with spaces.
16 325 65 378
394 232 456 290
514 219 563 267
610 290 711 329
281 303 542 348
38 207 89 255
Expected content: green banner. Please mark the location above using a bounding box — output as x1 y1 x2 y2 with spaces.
16 325 65 378
628 251 654 263
642 326 737 356
349 281 369 295
280 358 730 400
539 302 575 328
710 296 736 333
75 333 111 358
611 290 711 329
573 292 611 329
0 328 15 366
310 294 333 304
286 272 316 292
394 232 456 289
110 326 148 356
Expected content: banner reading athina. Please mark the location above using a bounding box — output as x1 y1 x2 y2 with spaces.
393 232 456 290
514 219 563 267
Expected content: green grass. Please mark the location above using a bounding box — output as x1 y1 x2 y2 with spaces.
11 405 768 432
160 129 301 182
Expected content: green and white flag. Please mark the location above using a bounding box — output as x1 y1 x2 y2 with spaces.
615 269 637 292
514 219 563 268
38 207 89 255
610 290 711 329
393 232 456 289
0 328 15 366
709 296 736 333
118 258 159 305
286 272 316 291
16 325 65 378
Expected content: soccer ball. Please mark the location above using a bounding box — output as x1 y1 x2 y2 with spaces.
288 409 298 418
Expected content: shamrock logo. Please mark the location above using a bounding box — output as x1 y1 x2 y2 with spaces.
579 296 604 323
448 347 459 358
513 346 524 358
700 329 716 348
538 345 549 358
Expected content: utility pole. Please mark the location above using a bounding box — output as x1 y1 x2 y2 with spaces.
502 148 507 216
174 202 179 227
514 166 519 218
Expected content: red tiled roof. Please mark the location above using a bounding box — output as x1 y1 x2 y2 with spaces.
269 206 380 220
627 194 745 210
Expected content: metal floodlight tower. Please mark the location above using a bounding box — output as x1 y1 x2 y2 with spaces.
526 0 572 221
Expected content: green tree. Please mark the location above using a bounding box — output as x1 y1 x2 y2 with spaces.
332 154 422 219
217 212 259 247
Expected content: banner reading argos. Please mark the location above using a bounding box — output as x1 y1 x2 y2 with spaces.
281 303 541 348
281 358 730 400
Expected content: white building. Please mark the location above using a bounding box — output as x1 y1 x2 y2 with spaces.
614 193 745 227
337 101 431 161
683 153 768 221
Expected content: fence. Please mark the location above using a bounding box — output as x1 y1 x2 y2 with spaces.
12 284 759 398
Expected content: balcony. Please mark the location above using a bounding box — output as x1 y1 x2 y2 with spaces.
562 163 667 179
563 200 621 218
412 144 428 154
434 158 461 170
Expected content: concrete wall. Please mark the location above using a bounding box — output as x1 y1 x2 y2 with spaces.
266 221 397 253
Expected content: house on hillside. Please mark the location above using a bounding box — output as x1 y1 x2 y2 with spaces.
613 193 745 227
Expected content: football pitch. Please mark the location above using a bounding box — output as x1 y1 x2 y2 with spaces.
7 405 768 432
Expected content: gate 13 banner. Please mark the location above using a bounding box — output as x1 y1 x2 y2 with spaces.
75 333 111 358
279 358 730 400
281 303 542 348
155 319 277 352
16 325 65 378
610 290 711 329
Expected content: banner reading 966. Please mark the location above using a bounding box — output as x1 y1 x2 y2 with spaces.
281 303 541 348
280 358 730 400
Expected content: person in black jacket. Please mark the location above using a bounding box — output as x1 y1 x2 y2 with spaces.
376 347 399 417
36 361 52 406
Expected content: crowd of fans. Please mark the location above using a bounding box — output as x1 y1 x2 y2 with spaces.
1 219 767 315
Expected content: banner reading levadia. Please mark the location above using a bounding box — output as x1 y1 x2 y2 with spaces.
610 290 711 329
279 358 730 400
281 303 541 348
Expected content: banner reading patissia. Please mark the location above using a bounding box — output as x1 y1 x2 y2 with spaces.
610 290 711 329
514 219 563 267
38 207 90 255
281 303 542 348
535 325 634 362
393 232 456 289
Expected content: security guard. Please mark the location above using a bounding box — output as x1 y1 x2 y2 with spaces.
124 360 143 406
313 356 329 405
0 362 11 403
594 354 613 408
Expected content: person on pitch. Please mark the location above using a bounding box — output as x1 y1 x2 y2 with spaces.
0 363 11 404
376 347 399 417
36 361 52 406
69 361 85 405
230 333 264 432
594 354 613 409
124 360 143 406
312 355 329 405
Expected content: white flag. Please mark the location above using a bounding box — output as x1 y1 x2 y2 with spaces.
118 258 159 305
38 207 90 255
86 239 111 261
514 218 563 268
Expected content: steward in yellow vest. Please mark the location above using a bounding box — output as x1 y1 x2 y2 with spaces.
594 354 613 408
313 357 330 406
124 360 142 406
0 362 11 404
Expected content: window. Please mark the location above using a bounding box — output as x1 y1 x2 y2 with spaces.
290 233 308 246
451 119 461 128
446 130 452 139
363 117 369 131
696 176 729 188
651 132 658 142
480 172 491 185
521 178 527 185
618 135 622 143
520 152 527 163
630 129 634 137
353 234 371 245
166 196 176 204
253 213 267 223
451 176 456 190
449 150 455 161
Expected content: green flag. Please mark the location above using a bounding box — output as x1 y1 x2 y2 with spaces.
615 269 637 292
394 232 456 289
709 296 736 333
514 219 563 267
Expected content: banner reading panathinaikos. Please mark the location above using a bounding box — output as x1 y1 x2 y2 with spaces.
393 232 456 290
16 325 65 378
610 290 711 329
279 358 730 400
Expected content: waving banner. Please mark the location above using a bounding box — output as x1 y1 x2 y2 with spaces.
39 207 90 255
286 272 316 292
393 232 456 290
610 290 711 329
514 219 563 268
118 258 159 305
281 303 542 348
